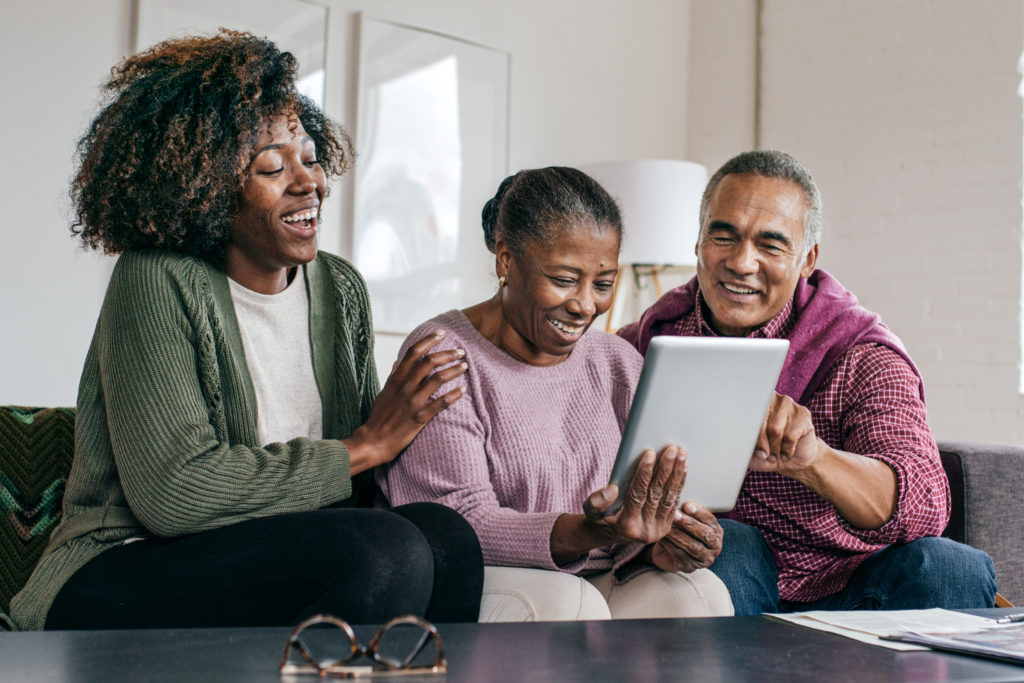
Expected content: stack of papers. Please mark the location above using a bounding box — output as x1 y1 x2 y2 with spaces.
884 622 1024 664
767 608 998 652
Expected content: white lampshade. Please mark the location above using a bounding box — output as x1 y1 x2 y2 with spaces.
578 159 708 266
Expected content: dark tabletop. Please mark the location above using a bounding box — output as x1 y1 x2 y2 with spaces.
1 610 1022 682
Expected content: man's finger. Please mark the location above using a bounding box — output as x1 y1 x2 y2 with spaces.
765 398 793 458
754 397 775 461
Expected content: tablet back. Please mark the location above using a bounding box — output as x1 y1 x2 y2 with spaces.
608 336 789 512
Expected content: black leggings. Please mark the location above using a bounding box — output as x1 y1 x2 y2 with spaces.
45 503 483 629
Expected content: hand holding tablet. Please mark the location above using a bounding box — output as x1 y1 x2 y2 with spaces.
581 444 689 548
606 336 790 514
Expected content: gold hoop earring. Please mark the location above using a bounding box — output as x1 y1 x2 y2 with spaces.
498 275 507 288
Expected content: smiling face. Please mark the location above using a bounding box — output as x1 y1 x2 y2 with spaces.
696 173 818 336
224 113 327 293
495 224 620 366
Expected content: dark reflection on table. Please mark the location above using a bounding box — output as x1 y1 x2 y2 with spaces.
2 612 1022 682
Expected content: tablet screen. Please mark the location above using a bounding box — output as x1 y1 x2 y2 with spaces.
607 336 789 513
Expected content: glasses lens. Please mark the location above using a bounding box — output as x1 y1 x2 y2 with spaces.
284 616 359 672
373 620 440 670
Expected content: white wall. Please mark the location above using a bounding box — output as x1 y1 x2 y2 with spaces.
7 1 1020 445
316 1 691 373
0 0 691 402
688 0 1024 444
687 0 757 171
1 0 132 407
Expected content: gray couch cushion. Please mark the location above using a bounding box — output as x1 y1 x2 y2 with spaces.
939 440 1024 605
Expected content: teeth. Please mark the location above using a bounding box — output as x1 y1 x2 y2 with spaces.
282 209 317 223
724 284 757 295
548 318 584 334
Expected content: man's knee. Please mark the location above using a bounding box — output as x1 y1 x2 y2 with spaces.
715 519 776 575
712 519 780 615
720 519 772 554
887 536 990 572
871 537 996 608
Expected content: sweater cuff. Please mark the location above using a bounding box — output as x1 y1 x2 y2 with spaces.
314 439 352 507
610 541 650 583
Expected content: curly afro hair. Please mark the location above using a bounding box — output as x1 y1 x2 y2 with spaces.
71 29 353 264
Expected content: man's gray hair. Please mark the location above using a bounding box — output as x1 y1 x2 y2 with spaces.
699 150 823 257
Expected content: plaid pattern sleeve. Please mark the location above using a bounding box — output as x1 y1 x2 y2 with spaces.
677 299 948 602
822 345 949 545
732 344 949 602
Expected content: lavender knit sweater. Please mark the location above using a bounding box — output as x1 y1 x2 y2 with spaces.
377 310 643 574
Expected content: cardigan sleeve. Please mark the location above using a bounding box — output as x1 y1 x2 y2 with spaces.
99 253 353 537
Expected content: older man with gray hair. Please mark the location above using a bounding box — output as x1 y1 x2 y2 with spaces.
618 150 996 614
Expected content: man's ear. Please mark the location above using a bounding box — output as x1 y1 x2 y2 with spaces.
799 243 819 279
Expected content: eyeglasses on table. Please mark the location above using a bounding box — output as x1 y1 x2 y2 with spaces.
279 614 446 678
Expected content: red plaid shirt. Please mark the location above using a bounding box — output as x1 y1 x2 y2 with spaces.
680 294 950 602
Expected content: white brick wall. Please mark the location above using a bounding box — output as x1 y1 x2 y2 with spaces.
761 0 1023 444
691 0 1023 444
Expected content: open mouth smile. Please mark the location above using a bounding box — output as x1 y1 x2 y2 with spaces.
722 283 759 296
280 207 319 233
547 317 586 336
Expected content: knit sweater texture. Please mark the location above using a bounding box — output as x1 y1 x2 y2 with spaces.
10 249 378 630
376 310 643 575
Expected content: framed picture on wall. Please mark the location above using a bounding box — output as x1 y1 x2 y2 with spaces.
353 15 509 334
134 0 328 108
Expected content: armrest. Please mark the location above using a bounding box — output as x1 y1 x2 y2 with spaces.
938 440 1024 606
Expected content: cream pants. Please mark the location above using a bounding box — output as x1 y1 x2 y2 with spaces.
478 566 734 622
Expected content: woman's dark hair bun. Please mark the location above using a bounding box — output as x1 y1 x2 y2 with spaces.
481 197 499 253
481 172 520 253
480 166 622 258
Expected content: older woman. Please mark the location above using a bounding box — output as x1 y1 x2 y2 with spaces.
378 168 733 620
9 31 482 631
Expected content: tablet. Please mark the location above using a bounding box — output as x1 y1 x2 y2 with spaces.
607 336 789 513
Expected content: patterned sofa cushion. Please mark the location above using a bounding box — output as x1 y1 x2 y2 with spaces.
0 406 75 617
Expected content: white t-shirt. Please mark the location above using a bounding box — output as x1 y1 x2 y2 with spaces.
228 270 323 445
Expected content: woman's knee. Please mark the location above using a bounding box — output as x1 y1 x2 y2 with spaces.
480 567 610 622
313 509 436 580
601 569 734 619
390 502 482 561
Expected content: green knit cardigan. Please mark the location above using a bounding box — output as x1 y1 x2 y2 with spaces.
10 249 379 630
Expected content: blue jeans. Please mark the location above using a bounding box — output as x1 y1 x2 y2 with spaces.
711 519 997 615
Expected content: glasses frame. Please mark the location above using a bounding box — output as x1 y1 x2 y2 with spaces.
279 614 447 678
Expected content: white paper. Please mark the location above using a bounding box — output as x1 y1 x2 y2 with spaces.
767 608 997 651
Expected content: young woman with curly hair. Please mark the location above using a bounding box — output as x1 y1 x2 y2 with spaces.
9 30 483 631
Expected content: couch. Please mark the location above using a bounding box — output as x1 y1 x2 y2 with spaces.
1 405 1021 629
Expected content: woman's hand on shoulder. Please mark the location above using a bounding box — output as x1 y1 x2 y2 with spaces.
345 331 467 474
583 445 688 545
